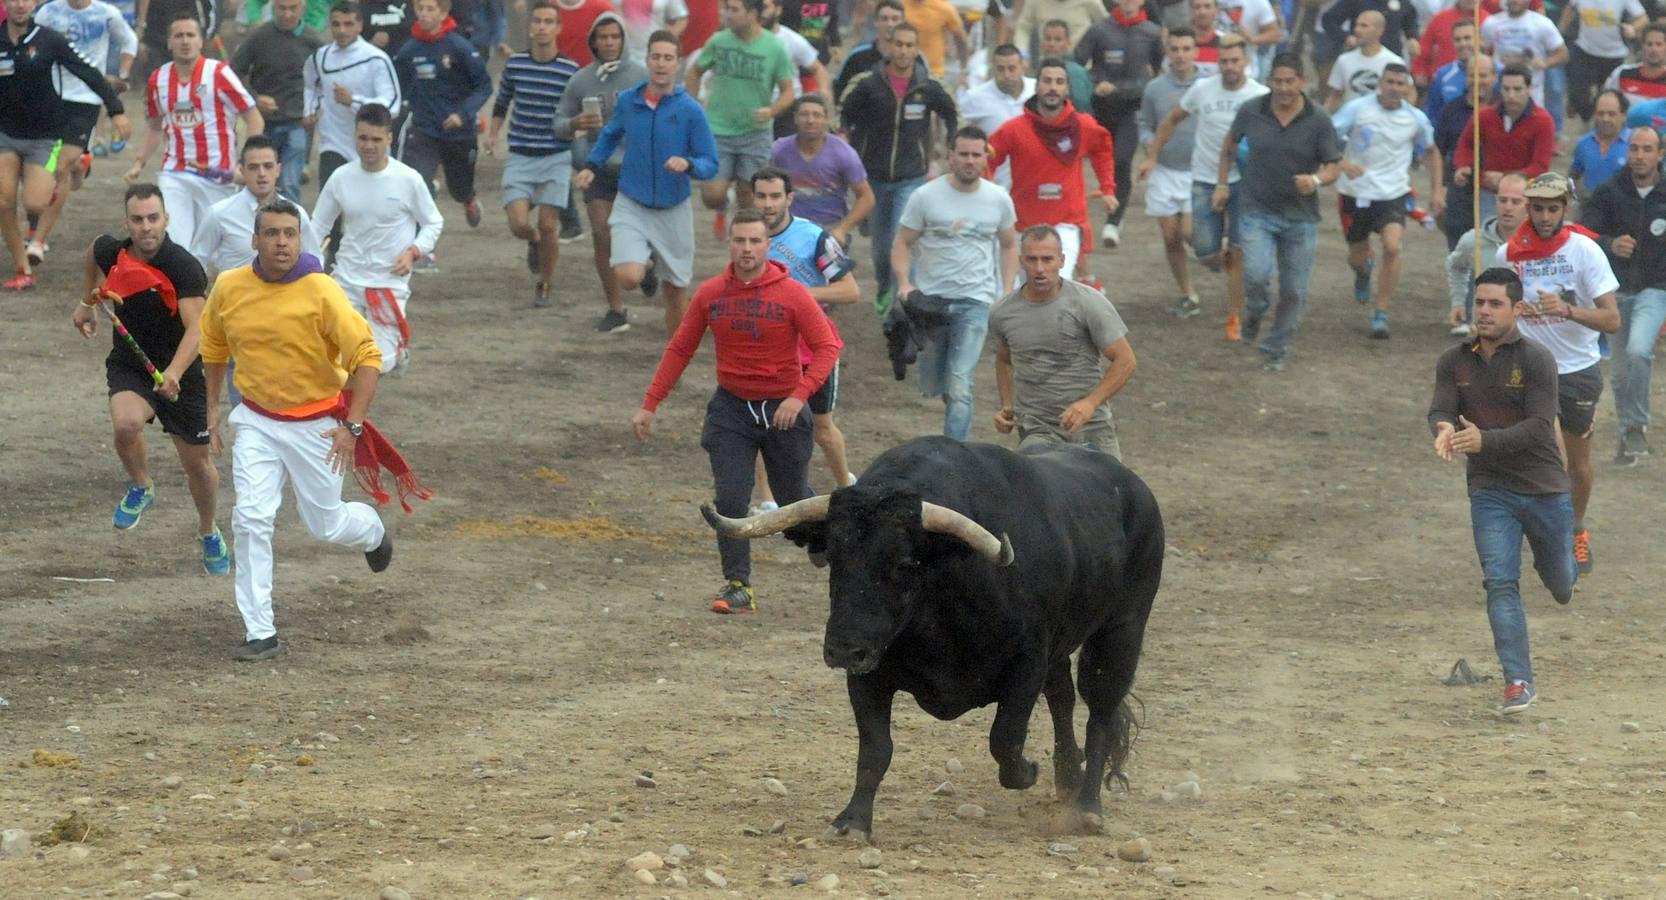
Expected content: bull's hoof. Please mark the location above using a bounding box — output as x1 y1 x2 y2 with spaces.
999 758 1039 790
826 822 873 845
1071 810 1105 834
1053 762 1084 802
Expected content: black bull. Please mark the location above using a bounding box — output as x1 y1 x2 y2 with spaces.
701 436 1163 839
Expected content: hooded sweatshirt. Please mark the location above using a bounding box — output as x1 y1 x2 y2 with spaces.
1445 215 1509 313
554 12 648 167
839 58 958 183
986 97 1117 236
643 260 843 411
393 15 493 142
585 81 719 209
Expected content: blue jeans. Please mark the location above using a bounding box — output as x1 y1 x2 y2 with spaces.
1470 489 1576 685
1238 209 1317 362
1190 181 1242 261
916 298 990 441
1612 288 1666 433
870 176 924 297
1543 66 1567 134
266 121 309 203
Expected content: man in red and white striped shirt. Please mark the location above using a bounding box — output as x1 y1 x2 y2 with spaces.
125 11 264 245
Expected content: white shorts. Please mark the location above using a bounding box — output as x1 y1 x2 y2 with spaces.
158 169 237 247
1016 223 1082 284
1144 165 1192 219
338 279 412 374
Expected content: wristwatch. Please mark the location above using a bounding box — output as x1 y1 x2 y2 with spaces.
344 421 365 437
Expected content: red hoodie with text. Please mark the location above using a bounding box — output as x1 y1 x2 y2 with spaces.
987 97 1117 246
643 260 842 411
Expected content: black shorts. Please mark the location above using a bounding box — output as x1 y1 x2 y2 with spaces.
809 359 839 415
1339 193 1409 244
1557 363 1604 438
57 101 103 150
106 358 210 445
583 162 621 204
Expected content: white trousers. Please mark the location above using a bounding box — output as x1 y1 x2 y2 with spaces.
338 279 411 374
229 404 385 641
158 170 237 247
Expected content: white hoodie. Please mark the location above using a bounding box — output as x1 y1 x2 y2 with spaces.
304 36 402 162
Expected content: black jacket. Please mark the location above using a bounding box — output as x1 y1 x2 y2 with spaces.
1581 165 1666 293
1 21 125 139
839 61 957 183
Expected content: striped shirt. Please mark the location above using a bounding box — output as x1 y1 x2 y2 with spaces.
146 57 256 174
491 50 580 156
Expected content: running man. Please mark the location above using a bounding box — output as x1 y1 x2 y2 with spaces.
684 0 795 220
1138 26 1202 316
767 93 874 246
303 1 402 257
201 196 419 662
395 0 492 227
191 135 323 276
312 103 446 375
126 11 263 247
631 208 840 615
71 183 226 573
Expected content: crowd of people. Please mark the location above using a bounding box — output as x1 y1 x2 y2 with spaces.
3 0 1659 709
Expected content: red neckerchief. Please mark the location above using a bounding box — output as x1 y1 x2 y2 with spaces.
242 392 433 513
410 15 457 41
1504 221 1598 262
1112 6 1148 26
101 248 179 316
1024 97 1082 166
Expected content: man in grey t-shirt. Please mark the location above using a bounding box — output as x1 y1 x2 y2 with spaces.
990 225 1137 458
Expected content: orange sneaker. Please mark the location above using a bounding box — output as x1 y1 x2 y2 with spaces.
1224 314 1241 343
712 210 727 240
1573 528 1592 575
708 579 755 614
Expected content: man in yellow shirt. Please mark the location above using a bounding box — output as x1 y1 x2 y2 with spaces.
904 0 970 79
200 197 423 662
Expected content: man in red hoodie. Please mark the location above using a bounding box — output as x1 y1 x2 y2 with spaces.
987 56 1118 286
633 207 841 615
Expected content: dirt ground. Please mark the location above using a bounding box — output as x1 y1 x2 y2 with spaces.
4 136 1666 900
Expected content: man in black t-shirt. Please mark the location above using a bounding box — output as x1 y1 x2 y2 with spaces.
72 183 229 575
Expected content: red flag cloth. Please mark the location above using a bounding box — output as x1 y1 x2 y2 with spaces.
1504 222 1599 263
101 249 179 316
241 392 433 513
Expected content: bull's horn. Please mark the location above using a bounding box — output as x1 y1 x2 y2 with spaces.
700 495 831 538
920 502 1015 567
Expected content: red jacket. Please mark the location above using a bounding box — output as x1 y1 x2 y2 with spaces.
1455 102 1556 181
643 260 842 411
986 99 1116 239
1413 5 1491 83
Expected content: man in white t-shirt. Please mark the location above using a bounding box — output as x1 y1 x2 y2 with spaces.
1481 0 1567 108
1559 0 1644 124
1141 34 1266 342
1494 172 1619 577
310 103 446 377
958 43 1033 188
1325 11 1405 112
763 0 830 136
1332 63 1441 339
1216 0 1279 78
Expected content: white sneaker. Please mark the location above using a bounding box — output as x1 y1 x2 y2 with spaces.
844 473 858 487
1100 223 1120 249
25 240 47 268
748 500 779 516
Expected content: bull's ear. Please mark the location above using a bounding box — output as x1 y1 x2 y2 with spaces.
782 522 828 562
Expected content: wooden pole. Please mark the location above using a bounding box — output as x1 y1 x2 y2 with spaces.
1472 1 1484 277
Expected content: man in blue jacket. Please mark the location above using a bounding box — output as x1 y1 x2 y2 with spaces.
395 0 493 227
575 29 719 334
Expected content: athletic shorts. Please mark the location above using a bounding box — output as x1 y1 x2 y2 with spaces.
57 101 103 150
1191 181 1242 259
106 358 210 445
713 130 773 183
0 129 59 167
609 194 694 287
1558 362 1604 438
809 359 839 415
502 150 572 208
1339 193 1409 244
583 162 621 203
1144 164 1192 218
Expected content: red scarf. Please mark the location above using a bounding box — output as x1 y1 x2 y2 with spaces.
1024 98 1082 166
1504 221 1598 262
101 249 178 316
243 392 433 513
410 15 457 41
1111 5 1148 26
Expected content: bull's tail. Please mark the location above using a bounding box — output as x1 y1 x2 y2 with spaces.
1104 693 1145 791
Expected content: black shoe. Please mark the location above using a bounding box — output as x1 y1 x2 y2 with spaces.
559 220 584 243
231 635 286 662
640 261 660 298
596 308 630 333
366 532 393 572
525 241 539 274
533 282 551 308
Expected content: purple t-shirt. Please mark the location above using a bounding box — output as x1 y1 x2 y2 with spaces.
769 134 868 226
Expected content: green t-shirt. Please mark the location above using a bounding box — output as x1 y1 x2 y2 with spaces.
696 28 795 137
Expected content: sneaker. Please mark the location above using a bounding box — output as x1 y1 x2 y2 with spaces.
708 579 755 615
1172 294 1201 319
1622 425 1650 460
533 282 551 308
844 473 859 487
413 253 439 273
639 261 660 298
559 220 584 243
749 500 779 516
596 308 631 333
712 210 727 240
110 137 127 153
2 271 36 291
1498 680 1536 716
200 529 231 575
873 287 895 317
1100 222 1121 248
231 635 286 662
1224 314 1241 343
113 483 155 530
1262 354 1287 373
25 240 47 268
1353 258 1373 304
464 196 482 228
1449 321 1473 337
525 240 539 274
76 151 92 184
1573 528 1592 575
90 140 109 157
1080 274 1105 293
1241 317 1261 346
1370 310 1390 340
366 531 394 572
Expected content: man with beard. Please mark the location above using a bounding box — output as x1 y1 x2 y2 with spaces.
1447 172 1528 336
1603 21 1666 108
72 183 224 573
987 56 1118 285
767 93 873 246
956 43 1033 189
1494 172 1619 575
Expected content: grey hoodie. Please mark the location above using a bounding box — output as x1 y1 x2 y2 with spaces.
1446 216 1507 314
552 12 648 168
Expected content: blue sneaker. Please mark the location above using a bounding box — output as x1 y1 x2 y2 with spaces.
1354 258 1374 304
113 484 155 530
200 529 231 575
1499 681 1536 716
1370 310 1390 340
110 137 128 153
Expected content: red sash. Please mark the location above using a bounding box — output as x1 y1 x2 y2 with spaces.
243 392 432 513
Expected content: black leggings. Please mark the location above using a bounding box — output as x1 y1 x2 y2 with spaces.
1091 98 1141 227
1568 45 1624 123
701 388 815 584
401 129 478 203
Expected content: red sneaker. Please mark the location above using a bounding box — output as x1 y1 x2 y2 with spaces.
712 210 727 240
2 271 36 291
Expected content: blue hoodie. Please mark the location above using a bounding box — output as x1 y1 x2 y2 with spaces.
394 16 493 143
585 82 718 210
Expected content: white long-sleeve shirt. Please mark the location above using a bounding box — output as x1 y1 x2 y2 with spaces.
191 187 322 275
37 0 138 105
304 37 402 161
311 158 443 290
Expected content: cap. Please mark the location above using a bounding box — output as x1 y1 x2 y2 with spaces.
1523 172 1572 199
